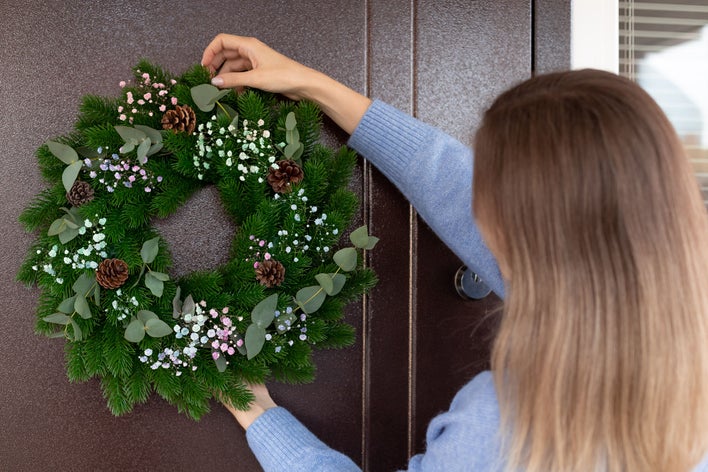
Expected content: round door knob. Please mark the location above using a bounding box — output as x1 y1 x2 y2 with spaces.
454 265 491 300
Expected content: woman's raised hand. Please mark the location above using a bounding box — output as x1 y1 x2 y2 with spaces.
201 34 314 101
202 34 371 135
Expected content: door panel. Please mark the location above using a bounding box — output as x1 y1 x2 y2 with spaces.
0 1 568 470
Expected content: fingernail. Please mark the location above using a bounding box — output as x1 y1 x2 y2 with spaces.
211 76 224 87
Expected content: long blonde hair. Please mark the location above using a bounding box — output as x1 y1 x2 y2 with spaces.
473 70 708 471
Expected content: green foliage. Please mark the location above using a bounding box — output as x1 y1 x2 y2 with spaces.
76 95 121 131
18 60 377 420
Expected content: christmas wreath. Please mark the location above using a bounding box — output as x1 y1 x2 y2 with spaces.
18 61 378 419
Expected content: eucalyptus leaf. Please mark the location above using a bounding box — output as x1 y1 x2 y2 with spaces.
275 313 297 334
314 273 334 295
119 142 135 154
136 138 151 164
349 225 370 249
285 112 297 130
62 161 83 192
47 141 79 164
57 295 77 314
214 89 231 101
172 286 182 318
295 286 326 314
191 84 230 112
140 237 160 264
251 293 278 329
58 227 80 244
134 125 163 144
333 247 358 272
365 236 380 250
182 295 195 316
144 272 164 297
63 219 79 230
47 218 66 236
72 273 95 295
216 103 237 120
245 324 266 360
149 271 170 281
214 354 228 372
44 312 71 325
145 318 172 337
147 142 163 157
229 114 240 130
284 142 299 159
77 146 99 159
66 206 82 222
114 125 147 143
330 273 347 296
74 295 91 319
94 285 100 306
70 319 83 342
47 331 67 339
191 84 218 111
137 310 158 324
316 273 346 296
292 142 304 160
124 319 146 343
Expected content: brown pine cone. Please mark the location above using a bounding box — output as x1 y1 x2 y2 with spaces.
66 180 94 207
255 259 285 288
96 258 130 289
161 104 197 134
267 160 304 194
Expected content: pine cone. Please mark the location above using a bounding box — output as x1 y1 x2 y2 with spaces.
255 260 285 288
267 160 304 194
66 180 94 207
96 258 130 289
161 104 197 134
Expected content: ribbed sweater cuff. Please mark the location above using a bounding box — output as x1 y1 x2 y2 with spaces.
246 407 339 470
348 99 432 183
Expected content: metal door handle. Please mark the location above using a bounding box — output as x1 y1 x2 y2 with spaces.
454 265 491 300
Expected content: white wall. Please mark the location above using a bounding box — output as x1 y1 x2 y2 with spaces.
571 0 619 72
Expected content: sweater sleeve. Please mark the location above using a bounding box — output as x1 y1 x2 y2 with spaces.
348 100 505 298
246 407 362 472
403 371 503 472
245 373 503 472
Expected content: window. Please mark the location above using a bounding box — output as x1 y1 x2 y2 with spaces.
619 1 708 205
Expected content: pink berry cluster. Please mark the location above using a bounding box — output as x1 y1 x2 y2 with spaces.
139 300 244 375
85 148 162 193
117 70 178 124
246 234 276 269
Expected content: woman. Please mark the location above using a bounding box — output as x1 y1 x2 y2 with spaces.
202 34 708 471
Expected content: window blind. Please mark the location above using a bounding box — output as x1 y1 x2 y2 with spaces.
619 0 708 205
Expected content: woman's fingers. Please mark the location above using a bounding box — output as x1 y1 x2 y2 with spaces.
211 69 260 89
201 34 258 70
219 57 253 74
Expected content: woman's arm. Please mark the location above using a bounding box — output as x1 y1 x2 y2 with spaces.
201 34 370 135
202 34 504 296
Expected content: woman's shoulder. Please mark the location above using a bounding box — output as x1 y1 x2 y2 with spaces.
449 370 498 413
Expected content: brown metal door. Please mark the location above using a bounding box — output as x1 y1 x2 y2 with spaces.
2 1 568 470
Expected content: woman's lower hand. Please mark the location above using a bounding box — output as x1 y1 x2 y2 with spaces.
222 383 278 431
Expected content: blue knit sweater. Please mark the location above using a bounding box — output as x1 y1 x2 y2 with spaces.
245 101 708 471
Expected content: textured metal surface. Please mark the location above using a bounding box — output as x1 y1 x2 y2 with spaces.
365 2 416 469
1 1 366 470
534 0 572 73
411 0 531 453
2 0 569 470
